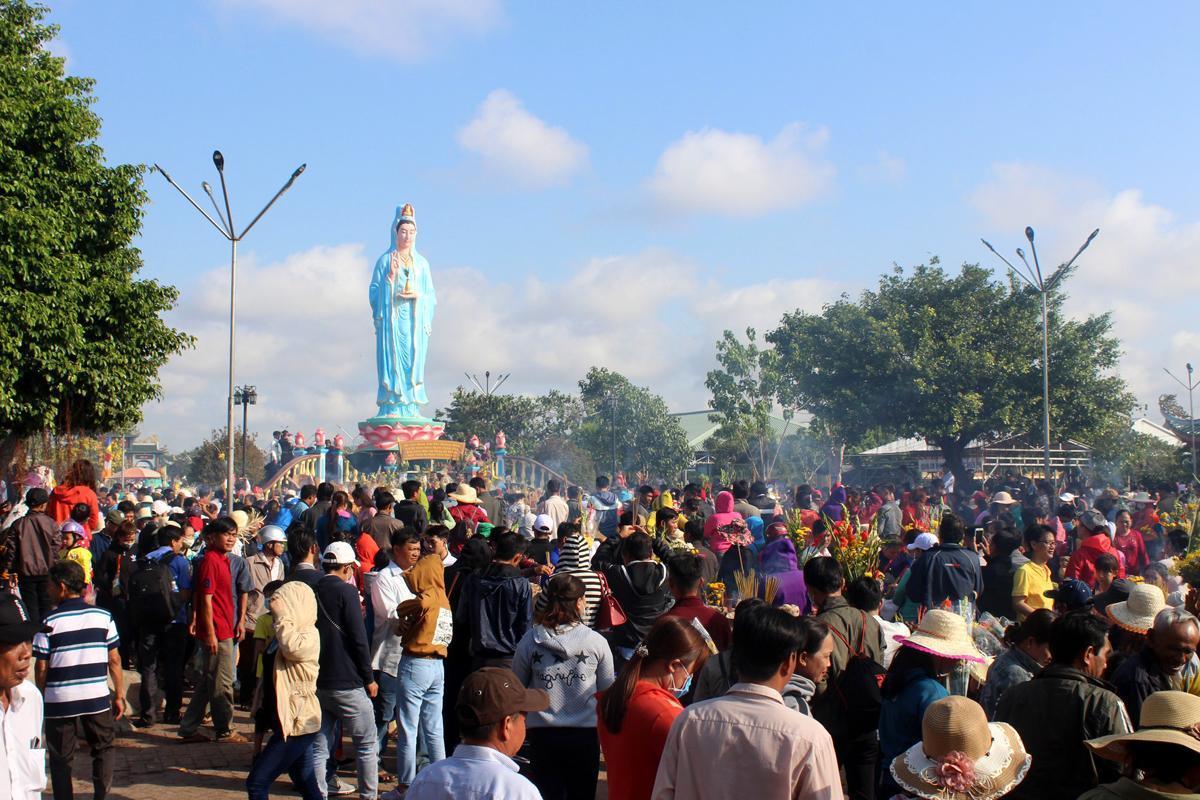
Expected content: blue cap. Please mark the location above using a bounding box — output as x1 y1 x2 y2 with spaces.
1047 578 1093 610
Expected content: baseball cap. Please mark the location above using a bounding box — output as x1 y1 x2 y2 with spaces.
456 667 549 728
907 532 939 552
151 499 171 517
0 594 51 644
136 506 153 520
259 525 287 545
321 541 356 566
1079 509 1109 532
1047 579 1094 611
532 514 554 535
1094 578 1133 613
106 508 125 524
23 487 49 508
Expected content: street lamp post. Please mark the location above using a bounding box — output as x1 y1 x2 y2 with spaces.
155 154 305 500
1165 364 1199 483
465 370 511 440
234 385 257 484
607 392 618 480
982 226 1099 482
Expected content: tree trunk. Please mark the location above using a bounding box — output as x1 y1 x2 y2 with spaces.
0 434 27 484
938 438 971 497
830 441 845 486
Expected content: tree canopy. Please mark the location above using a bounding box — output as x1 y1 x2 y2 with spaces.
176 428 267 487
438 387 583 456
767 258 1132 486
705 327 794 480
575 367 691 480
0 1 192 474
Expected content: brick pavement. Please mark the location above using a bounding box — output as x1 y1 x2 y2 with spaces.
58 677 609 799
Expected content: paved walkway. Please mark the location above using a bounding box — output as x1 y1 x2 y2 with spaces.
59 677 608 799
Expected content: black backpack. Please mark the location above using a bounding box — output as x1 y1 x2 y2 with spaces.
127 555 180 630
827 610 887 738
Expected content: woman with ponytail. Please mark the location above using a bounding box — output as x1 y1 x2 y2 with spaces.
597 615 711 800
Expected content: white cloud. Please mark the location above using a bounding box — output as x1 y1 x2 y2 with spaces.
647 122 835 217
971 162 1200 421
140 244 843 452
858 150 906 184
45 36 70 67
456 90 589 187
223 0 501 60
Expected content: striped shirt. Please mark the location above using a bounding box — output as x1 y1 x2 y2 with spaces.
31 597 119 718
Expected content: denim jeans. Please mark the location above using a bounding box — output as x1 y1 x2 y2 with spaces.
312 687 378 800
246 731 322 800
374 670 401 764
395 655 445 785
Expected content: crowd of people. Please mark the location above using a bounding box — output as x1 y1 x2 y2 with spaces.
1 459 1200 800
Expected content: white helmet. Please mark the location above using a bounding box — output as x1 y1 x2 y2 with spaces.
258 525 287 545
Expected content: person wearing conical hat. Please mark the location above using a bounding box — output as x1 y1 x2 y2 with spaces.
1082 690 1200 799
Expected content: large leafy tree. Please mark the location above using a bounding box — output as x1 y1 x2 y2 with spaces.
575 367 691 480
768 258 1132 488
0 1 192 475
705 327 794 480
438 388 583 457
176 428 267 487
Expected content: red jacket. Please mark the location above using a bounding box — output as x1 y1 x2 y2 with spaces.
46 484 100 531
598 681 684 800
1066 533 1126 587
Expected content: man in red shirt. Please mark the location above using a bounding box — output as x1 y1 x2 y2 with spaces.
178 517 247 742
662 554 731 651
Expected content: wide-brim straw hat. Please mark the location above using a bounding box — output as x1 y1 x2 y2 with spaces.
1086 690 1200 763
990 491 1019 506
891 696 1031 800
448 484 480 504
895 609 986 663
1126 491 1155 505
1106 583 1167 633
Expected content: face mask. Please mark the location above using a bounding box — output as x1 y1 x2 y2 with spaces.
671 666 693 698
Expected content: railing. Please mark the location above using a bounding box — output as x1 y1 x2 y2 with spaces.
501 455 569 494
263 453 322 498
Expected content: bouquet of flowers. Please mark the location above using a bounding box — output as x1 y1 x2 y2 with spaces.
1160 501 1200 551
825 511 883 584
1174 550 1200 587
705 581 727 607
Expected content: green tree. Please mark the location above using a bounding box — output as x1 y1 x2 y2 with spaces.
0 2 192 475
1089 417 1189 488
575 367 691 480
438 388 583 456
768 258 1132 488
177 428 268 487
705 328 794 480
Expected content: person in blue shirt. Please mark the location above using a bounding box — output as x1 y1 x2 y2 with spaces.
133 522 193 726
877 609 985 798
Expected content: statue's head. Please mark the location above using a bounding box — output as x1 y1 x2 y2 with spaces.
394 203 417 250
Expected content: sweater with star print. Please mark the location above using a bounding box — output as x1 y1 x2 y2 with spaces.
513 621 615 728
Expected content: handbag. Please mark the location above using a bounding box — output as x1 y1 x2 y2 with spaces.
594 570 627 630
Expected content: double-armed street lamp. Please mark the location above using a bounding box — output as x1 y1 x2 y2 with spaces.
982 226 1099 481
1164 364 1199 483
154 153 305 499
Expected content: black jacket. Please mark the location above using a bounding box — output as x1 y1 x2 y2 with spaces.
458 563 532 660
1110 647 1171 726
394 500 429 534
994 664 1132 800
604 560 672 648
905 544 983 610
314 574 373 691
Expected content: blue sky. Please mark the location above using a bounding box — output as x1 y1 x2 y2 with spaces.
44 1 1200 451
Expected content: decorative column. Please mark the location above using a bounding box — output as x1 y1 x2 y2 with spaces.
314 428 328 483
333 434 345 484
